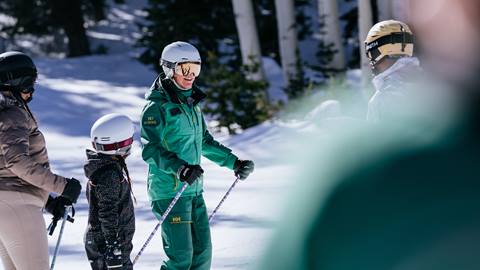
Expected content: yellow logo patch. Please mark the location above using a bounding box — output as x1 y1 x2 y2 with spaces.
143 116 158 126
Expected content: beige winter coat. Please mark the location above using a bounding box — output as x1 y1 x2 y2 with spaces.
0 92 66 202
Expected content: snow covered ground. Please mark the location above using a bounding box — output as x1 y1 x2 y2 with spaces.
0 49 360 270
1 1 349 268
9 53 298 270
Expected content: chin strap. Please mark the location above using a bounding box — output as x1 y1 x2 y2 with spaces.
11 91 36 120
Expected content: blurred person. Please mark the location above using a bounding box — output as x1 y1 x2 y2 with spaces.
84 114 136 270
307 100 342 121
410 0 480 86
364 20 423 122
140 41 254 270
257 1 480 269
0 51 81 270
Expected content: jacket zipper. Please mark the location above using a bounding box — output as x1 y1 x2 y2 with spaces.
189 104 200 195
182 103 200 195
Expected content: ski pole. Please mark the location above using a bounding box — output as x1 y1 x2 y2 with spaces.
209 176 240 223
133 182 188 265
50 205 72 270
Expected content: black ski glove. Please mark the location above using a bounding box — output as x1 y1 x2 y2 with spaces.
61 177 81 204
177 164 204 185
45 195 75 235
45 195 75 221
105 240 123 269
234 159 255 180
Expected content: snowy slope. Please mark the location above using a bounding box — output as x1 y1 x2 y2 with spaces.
5 54 297 270
0 1 309 268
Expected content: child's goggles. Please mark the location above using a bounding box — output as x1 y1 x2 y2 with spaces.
93 137 133 152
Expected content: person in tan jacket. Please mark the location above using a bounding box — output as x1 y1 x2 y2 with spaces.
0 51 82 270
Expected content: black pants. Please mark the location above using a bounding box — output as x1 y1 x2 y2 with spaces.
84 230 134 270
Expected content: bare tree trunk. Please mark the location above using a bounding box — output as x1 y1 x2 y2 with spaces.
0 37 5 52
318 0 345 71
377 0 393 21
392 0 411 21
231 0 265 81
48 0 91 57
90 0 106 22
358 0 373 82
274 0 298 87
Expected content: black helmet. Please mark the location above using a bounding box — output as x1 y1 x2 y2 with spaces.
0 51 37 93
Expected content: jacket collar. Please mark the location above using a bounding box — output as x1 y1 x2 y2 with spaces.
155 72 207 106
0 91 22 110
84 149 122 179
373 57 421 91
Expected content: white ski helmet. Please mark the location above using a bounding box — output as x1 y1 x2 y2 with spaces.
160 41 201 79
90 113 134 155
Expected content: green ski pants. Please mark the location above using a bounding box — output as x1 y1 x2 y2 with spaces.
152 194 212 270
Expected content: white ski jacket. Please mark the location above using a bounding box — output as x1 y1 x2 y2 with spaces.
367 57 423 122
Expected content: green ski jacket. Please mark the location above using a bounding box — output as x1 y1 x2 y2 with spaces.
140 75 238 201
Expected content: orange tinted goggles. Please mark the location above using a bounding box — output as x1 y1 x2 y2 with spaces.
174 62 201 77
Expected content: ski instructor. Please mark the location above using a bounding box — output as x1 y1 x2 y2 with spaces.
0 51 81 270
140 41 254 270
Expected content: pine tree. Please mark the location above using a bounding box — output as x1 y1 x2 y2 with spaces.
87 0 107 22
139 0 278 132
48 0 91 57
202 52 273 134
0 0 91 57
137 0 238 70
0 0 53 37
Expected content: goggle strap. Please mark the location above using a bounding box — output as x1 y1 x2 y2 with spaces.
366 32 414 54
161 60 176 69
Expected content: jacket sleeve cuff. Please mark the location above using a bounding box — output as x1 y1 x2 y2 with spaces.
172 159 187 174
225 154 238 170
54 176 68 195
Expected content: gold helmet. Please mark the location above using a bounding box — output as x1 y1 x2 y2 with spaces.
365 20 414 66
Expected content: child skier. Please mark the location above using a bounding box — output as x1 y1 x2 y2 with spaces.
84 113 136 270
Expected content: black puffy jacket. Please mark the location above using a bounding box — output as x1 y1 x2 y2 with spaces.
84 150 135 242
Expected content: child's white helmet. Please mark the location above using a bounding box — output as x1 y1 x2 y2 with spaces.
160 41 201 78
90 113 134 155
